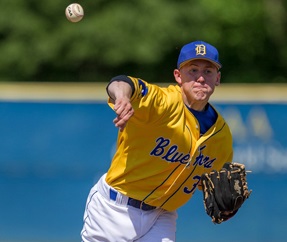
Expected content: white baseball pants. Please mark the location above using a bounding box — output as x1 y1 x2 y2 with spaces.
81 174 178 242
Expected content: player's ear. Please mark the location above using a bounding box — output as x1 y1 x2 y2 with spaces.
215 71 221 86
174 69 182 85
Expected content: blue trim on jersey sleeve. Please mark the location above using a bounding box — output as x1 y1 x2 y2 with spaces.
138 79 148 97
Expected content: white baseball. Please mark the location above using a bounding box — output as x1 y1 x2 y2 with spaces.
65 3 84 23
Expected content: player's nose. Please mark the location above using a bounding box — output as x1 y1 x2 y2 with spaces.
196 75 205 83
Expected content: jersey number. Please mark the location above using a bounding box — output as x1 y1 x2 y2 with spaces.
183 175 201 194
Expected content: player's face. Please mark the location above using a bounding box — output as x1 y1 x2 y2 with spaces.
174 59 221 110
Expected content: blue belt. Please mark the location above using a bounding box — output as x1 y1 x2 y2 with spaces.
109 189 156 211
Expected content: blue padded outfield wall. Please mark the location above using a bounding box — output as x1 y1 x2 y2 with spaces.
0 83 286 242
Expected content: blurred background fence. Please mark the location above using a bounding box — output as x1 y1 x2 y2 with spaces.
0 83 286 242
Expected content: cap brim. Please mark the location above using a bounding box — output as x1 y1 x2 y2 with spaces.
179 58 222 70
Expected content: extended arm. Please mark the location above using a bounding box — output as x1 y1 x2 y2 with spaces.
106 80 134 131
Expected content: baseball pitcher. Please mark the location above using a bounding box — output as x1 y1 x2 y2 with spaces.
81 40 251 242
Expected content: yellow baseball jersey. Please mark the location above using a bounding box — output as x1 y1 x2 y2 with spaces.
106 76 233 211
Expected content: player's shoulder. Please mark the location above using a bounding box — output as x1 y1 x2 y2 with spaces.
130 77 180 98
156 84 181 96
154 84 181 101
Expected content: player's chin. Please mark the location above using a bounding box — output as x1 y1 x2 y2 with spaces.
197 88 214 98
194 92 209 101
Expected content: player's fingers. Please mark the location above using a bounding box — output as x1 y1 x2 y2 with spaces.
113 107 134 124
118 106 134 119
113 109 134 131
112 98 134 131
114 102 134 121
114 97 131 111
114 100 133 118
113 117 127 131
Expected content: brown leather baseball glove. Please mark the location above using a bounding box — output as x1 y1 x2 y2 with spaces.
201 162 252 224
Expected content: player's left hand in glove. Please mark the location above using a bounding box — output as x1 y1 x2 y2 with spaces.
201 162 252 224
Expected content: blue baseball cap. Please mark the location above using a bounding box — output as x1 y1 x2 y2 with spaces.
177 40 222 69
